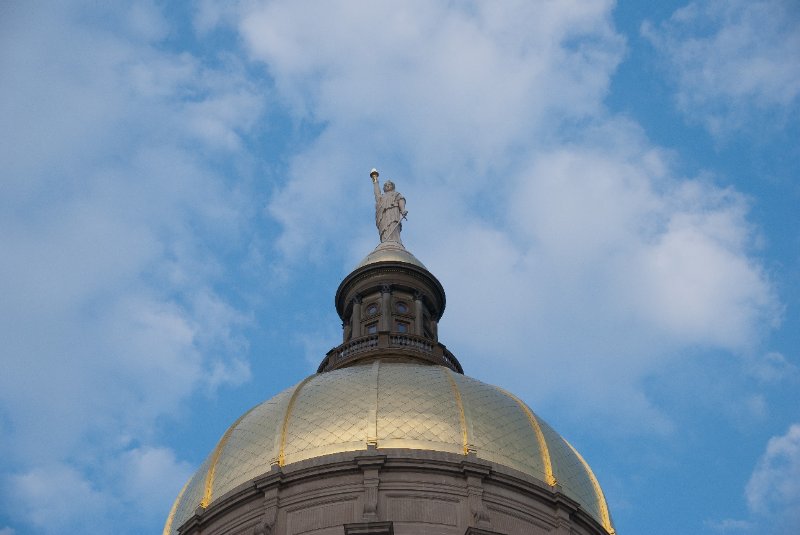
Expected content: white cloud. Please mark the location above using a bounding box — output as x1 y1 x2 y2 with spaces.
510 142 769 353
428 129 775 430
5 464 112 533
204 0 780 430
643 0 800 135
228 0 625 260
748 352 800 383
2 446 193 534
1 2 789 532
746 424 800 530
705 518 753 532
0 2 261 532
116 446 194 520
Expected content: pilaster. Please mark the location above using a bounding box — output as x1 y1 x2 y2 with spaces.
352 294 362 338
462 460 492 530
413 291 424 336
380 284 392 332
357 452 386 522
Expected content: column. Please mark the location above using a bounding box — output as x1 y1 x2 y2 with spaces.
414 291 424 336
380 284 392 332
351 295 362 338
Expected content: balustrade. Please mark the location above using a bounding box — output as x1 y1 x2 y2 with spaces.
320 332 462 373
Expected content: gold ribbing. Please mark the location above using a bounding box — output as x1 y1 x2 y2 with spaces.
498 387 557 486
367 360 381 446
162 477 189 535
564 439 615 534
277 375 315 466
444 368 469 455
200 405 257 508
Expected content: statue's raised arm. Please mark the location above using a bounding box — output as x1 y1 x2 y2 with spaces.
370 168 407 244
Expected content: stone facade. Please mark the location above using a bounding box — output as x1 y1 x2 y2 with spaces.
176 449 609 535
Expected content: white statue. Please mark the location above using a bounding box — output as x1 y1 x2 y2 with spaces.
370 168 407 243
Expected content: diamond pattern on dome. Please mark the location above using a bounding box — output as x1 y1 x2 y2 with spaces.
563 437 615 533
282 365 373 464
166 457 210 535
165 363 613 535
210 385 295 501
454 375 547 481
377 363 462 449
538 418 605 526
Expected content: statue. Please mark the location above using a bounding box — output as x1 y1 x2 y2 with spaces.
371 168 407 243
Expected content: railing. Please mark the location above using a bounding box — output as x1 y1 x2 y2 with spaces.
440 347 457 369
336 334 379 361
319 332 463 374
389 334 433 353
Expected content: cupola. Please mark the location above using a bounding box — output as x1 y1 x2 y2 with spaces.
318 240 462 373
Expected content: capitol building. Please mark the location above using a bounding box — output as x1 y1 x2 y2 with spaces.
163 171 615 535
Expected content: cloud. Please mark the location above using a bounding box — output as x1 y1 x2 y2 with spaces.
747 352 800 383
427 127 776 430
1 2 789 532
0 2 261 532
746 424 800 529
642 0 800 136
115 446 194 520
2 446 192 534
229 0 625 260
710 423 800 533
705 518 753 532
204 0 780 431
4 464 112 533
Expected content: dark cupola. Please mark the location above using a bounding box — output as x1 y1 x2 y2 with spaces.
318 240 462 373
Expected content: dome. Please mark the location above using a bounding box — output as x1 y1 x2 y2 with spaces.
165 174 615 535
164 362 615 535
355 241 427 269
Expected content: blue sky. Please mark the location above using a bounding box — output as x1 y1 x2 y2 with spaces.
1 1 799 533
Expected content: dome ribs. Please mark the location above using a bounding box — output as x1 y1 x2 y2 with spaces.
201 405 259 508
496 387 557 488
161 478 189 535
444 367 472 456
563 439 615 535
276 375 319 467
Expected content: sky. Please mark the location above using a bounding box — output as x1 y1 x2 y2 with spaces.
0 1 799 534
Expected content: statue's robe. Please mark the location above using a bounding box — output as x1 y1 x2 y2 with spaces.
376 190 405 243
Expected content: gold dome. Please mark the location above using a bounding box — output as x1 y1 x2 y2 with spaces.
164 362 615 534
355 241 427 269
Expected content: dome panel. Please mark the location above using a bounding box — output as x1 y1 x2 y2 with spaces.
282 365 374 465
211 385 294 499
538 419 613 533
454 374 548 482
164 457 210 535
376 363 463 453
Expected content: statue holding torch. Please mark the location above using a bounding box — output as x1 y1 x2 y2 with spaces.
371 168 407 244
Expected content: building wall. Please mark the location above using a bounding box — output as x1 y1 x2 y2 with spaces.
176 450 609 535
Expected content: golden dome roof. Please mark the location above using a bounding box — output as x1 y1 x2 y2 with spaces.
355 241 427 269
164 362 615 535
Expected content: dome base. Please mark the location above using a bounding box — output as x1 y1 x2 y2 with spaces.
171 449 613 535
